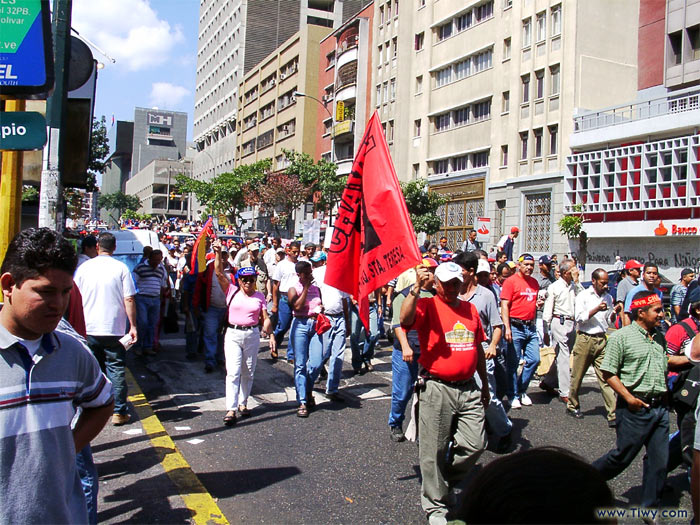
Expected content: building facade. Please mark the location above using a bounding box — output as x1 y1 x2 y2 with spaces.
131 107 188 174
566 0 700 279
125 159 193 220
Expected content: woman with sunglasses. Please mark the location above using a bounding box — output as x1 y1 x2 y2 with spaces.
288 260 324 418
213 241 275 426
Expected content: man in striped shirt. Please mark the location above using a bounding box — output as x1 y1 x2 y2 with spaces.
133 249 168 356
0 228 113 523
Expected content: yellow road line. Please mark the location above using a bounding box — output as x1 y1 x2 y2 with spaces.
126 369 229 525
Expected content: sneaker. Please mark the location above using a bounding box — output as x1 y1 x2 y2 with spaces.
112 413 131 426
511 398 522 409
520 393 533 406
389 426 406 442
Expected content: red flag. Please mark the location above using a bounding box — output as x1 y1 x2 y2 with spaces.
190 217 214 274
325 111 421 329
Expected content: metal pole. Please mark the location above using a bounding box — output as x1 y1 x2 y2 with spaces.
39 0 72 230
0 100 26 263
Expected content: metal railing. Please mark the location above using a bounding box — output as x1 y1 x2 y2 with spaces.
573 88 700 133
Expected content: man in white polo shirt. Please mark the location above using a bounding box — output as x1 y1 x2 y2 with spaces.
75 232 138 426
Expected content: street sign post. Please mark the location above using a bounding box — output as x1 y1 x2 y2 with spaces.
0 0 54 97
0 111 47 150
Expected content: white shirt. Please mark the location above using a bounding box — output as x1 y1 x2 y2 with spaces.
542 278 583 324
273 259 298 293
232 247 248 267
575 286 614 335
313 265 348 315
74 255 137 336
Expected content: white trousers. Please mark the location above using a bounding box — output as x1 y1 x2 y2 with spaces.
224 327 260 410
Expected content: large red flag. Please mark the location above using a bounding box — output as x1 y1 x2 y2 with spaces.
325 111 421 329
189 217 214 275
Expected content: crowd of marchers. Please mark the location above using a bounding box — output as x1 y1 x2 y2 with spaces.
0 226 699 524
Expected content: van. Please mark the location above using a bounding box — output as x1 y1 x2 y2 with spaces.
108 230 165 272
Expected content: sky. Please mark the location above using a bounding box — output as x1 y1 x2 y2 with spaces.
72 0 199 141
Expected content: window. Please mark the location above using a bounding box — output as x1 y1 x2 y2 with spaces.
326 52 336 68
434 159 449 174
415 32 425 51
385 42 391 62
521 74 530 103
438 21 453 42
414 119 422 137
418 0 425 8
388 120 395 142
455 57 472 79
435 113 450 132
548 125 558 155
379 5 384 24
390 78 396 100
520 132 528 159
503 37 511 59
525 193 551 252
456 11 472 32
501 145 508 166
669 31 682 65
474 1 493 22
413 164 420 178
550 64 560 95
416 75 423 93
383 82 389 102
472 99 491 122
376 84 382 105
534 128 543 157
535 69 544 99
503 0 512 8
387 1 392 19
392 37 398 58
472 151 489 167
453 155 469 172
377 44 382 62
454 106 470 126
689 26 700 60
436 66 452 87
473 48 493 72
536 12 546 42
551 5 561 36
502 91 510 113
522 18 532 48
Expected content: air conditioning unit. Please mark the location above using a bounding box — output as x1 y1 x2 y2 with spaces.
280 73 287 80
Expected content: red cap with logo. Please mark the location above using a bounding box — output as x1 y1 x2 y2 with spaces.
624 259 643 270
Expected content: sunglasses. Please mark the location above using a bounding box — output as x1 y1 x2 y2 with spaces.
240 277 256 283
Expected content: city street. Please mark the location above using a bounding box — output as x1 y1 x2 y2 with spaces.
92 329 694 524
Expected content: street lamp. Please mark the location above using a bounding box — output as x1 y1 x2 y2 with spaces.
293 91 335 164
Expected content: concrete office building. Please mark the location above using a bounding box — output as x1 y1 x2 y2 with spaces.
131 107 188 174
193 0 366 184
566 0 700 279
125 158 193 220
387 0 639 256
100 120 134 224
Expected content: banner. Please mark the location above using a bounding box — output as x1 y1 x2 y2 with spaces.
476 217 491 243
325 111 421 328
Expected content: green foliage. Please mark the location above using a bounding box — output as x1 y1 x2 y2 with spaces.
122 209 152 222
558 203 585 238
283 149 341 212
63 188 84 221
400 179 446 235
87 116 109 192
21 185 39 203
98 192 141 217
175 159 271 228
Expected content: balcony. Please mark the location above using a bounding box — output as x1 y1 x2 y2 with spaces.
571 88 700 149
333 120 354 140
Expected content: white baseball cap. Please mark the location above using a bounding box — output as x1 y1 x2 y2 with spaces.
435 262 464 282
476 259 491 275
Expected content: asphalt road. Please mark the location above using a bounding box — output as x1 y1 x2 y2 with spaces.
93 329 694 524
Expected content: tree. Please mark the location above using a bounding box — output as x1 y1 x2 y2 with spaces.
283 149 341 213
244 171 312 235
559 203 588 269
400 178 446 236
86 116 110 192
22 185 39 203
98 191 141 222
175 159 270 230
64 188 84 222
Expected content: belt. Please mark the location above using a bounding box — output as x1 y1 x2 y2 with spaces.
325 312 344 317
423 373 475 387
577 331 605 337
553 314 575 321
294 314 318 319
227 323 258 331
621 393 667 408
510 318 535 328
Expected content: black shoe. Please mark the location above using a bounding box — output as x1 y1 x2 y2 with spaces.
363 360 374 372
319 366 328 380
539 381 558 397
326 392 345 403
389 426 406 442
223 413 236 426
495 432 512 454
353 367 365 376
608 419 617 428
204 364 214 373
566 408 584 419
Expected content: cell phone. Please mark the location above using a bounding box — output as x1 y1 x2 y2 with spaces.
559 316 565 325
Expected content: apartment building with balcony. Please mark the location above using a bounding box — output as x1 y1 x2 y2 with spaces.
392 0 638 255
566 0 700 279
125 158 193 220
315 2 375 177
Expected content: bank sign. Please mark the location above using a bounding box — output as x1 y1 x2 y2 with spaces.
0 0 54 96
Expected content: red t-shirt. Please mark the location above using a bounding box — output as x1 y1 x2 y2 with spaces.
500 273 539 321
402 295 485 382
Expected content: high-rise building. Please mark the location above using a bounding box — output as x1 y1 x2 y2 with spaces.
193 0 366 183
131 107 188 174
382 0 639 256
566 0 700 279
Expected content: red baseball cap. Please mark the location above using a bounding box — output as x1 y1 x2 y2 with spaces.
624 259 643 270
511 227 520 234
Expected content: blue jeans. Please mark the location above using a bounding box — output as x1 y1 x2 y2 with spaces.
274 295 294 360
310 314 346 394
290 317 323 405
506 322 540 400
388 336 419 429
350 303 379 371
202 306 226 368
87 335 127 414
476 355 513 438
135 294 161 351
593 400 669 508
76 445 98 525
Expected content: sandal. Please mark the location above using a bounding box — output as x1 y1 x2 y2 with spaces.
270 348 278 359
296 404 308 418
223 412 237 426
238 406 251 417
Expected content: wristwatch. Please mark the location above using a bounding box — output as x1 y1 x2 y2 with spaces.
410 288 421 297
